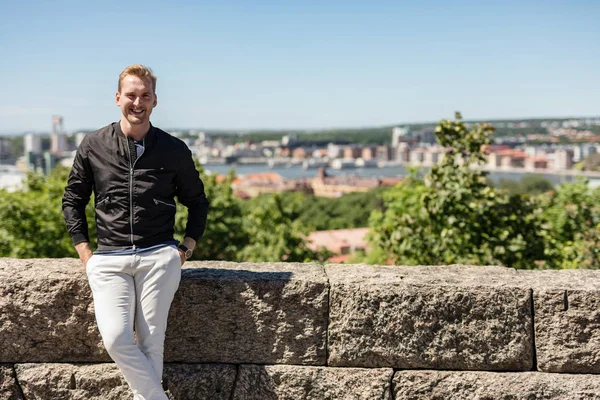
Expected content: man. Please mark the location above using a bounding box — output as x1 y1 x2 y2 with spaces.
62 64 209 400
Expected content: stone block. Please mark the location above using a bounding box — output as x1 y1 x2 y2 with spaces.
0 259 108 362
163 364 236 400
164 261 329 365
0 364 23 400
15 363 130 400
520 270 600 373
326 264 533 370
14 363 236 400
233 364 393 400
0 259 329 365
393 370 600 399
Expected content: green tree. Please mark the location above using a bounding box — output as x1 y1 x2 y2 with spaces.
0 166 96 258
238 193 329 262
367 113 547 269
495 175 554 196
245 187 389 232
175 168 249 261
538 180 600 269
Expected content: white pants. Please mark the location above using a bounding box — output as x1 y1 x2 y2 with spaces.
86 245 182 400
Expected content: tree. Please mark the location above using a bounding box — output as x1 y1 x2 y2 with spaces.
538 180 600 269
0 166 96 258
175 168 249 261
367 113 548 269
244 187 389 232
238 193 329 262
495 175 554 196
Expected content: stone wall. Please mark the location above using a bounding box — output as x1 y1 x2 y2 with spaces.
2 259 600 399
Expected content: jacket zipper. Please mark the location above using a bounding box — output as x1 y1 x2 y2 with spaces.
154 198 176 208
125 137 145 248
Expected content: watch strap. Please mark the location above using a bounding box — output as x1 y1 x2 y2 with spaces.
178 244 193 259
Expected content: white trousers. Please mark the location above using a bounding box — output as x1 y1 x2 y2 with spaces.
86 245 182 400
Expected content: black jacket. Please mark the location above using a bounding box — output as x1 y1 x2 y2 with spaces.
62 122 209 251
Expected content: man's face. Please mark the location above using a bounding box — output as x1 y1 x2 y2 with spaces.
116 75 157 126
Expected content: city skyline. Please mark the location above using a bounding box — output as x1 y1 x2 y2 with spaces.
1 0 599 134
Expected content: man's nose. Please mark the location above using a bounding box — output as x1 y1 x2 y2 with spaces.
133 97 141 106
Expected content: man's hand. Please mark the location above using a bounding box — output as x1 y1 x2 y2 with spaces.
177 249 186 266
177 237 197 266
75 242 93 270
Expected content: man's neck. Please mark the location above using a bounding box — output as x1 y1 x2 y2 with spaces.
120 119 150 142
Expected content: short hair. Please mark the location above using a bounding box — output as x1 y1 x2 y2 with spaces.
118 64 157 93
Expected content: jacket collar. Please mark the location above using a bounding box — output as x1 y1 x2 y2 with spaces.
113 121 157 155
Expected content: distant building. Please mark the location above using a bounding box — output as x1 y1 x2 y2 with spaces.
229 172 312 198
307 227 369 263
281 134 298 146
327 143 344 159
51 115 68 153
376 146 392 162
43 152 57 173
342 146 361 160
409 148 426 165
392 126 410 147
51 133 69 153
24 134 42 154
395 144 410 163
292 147 308 160
416 127 437 144
361 146 377 160
553 149 574 170
0 139 12 159
524 156 548 170
311 167 401 198
423 147 443 166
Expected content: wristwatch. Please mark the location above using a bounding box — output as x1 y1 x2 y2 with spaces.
178 244 193 260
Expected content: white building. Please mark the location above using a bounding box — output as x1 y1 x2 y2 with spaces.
51 134 68 153
392 126 410 147
24 134 42 154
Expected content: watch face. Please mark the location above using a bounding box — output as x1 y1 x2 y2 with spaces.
185 249 193 258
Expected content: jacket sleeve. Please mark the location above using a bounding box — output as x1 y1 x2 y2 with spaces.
175 145 209 241
62 141 94 245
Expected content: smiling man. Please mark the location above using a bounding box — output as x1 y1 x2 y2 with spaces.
62 64 209 400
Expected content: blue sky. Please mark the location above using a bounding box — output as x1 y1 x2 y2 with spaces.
0 0 598 133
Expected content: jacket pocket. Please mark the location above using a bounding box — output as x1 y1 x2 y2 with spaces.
153 198 176 208
95 195 111 208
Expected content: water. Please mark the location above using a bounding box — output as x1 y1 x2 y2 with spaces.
204 163 592 186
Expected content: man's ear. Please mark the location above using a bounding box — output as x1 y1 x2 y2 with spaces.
153 94 158 108
115 91 121 105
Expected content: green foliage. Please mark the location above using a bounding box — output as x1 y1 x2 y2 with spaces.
175 168 249 261
237 193 330 262
0 162 326 263
243 187 388 232
0 166 96 258
495 175 554 196
537 180 600 269
367 113 547 269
